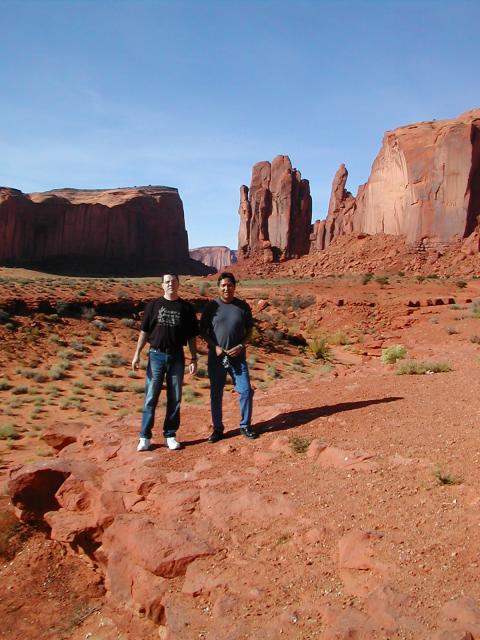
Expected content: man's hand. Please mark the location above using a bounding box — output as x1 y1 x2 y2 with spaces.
215 345 224 357
188 360 198 375
131 354 140 371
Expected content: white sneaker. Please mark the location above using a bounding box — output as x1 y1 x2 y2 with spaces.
165 436 181 450
137 438 151 451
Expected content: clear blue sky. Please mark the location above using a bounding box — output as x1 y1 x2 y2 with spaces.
1 0 479 249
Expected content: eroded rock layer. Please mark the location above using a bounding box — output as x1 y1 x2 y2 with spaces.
0 186 211 274
238 155 312 262
311 109 480 251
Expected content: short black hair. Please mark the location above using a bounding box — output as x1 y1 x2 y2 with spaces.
217 271 236 286
162 273 179 282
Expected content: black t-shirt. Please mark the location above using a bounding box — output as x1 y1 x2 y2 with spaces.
141 297 199 350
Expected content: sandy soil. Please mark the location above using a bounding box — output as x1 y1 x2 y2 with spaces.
1 268 480 639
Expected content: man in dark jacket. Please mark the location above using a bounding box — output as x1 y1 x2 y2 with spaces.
132 274 198 451
200 271 257 442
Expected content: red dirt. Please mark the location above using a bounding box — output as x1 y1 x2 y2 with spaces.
1 267 480 639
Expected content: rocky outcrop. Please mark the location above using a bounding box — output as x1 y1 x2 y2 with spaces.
0 186 213 275
311 109 480 251
238 155 312 262
189 246 237 272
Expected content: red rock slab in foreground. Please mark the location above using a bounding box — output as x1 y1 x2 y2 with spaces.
0 185 213 275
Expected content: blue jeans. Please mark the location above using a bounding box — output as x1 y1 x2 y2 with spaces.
140 349 184 439
208 351 253 432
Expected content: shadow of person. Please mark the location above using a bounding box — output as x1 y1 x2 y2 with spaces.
254 396 404 434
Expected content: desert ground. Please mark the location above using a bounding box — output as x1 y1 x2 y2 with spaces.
1 264 480 639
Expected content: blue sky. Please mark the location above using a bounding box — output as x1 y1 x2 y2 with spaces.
1 0 479 249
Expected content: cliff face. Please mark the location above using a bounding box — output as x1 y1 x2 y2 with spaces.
311 109 480 251
0 186 211 274
238 155 312 262
189 246 237 272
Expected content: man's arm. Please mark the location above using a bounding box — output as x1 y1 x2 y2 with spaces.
132 330 149 370
200 303 224 357
187 336 198 374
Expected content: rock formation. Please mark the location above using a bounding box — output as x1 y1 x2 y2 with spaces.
189 246 237 272
0 186 213 275
311 109 480 251
238 155 312 262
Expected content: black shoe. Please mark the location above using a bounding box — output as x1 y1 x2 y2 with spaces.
240 427 258 439
208 431 224 443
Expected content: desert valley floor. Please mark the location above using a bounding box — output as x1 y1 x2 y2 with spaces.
1 266 480 639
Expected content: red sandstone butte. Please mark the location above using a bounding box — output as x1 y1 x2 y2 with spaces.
189 246 237 272
0 185 212 274
238 155 312 262
311 108 480 251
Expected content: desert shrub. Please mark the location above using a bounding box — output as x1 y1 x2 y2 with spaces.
49 363 69 380
91 319 108 331
97 367 114 377
117 289 129 300
72 380 86 389
433 466 462 486
198 282 210 296
360 272 374 285
396 360 452 375
247 355 257 368
264 328 285 343
449 304 461 310
308 338 331 361
84 334 98 345
470 335 480 344
54 300 70 315
430 316 439 324
131 384 145 394
101 382 125 392
290 436 312 454
375 275 389 286
329 331 351 346
81 306 96 321
249 326 262 347
196 366 207 378
69 340 87 352
121 318 136 328
0 309 11 324
290 357 304 372
49 334 66 346
290 295 315 310
471 300 480 319
456 279 467 289
0 378 12 391
381 345 407 364
183 387 201 403
445 327 459 335
57 349 77 360
266 364 282 379
416 275 426 283
100 352 127 367
12 386 29 395
0 423 19 440
31 372 48 383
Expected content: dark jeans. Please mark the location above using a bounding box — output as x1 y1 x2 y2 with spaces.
208 350 253 432
140 349 184 439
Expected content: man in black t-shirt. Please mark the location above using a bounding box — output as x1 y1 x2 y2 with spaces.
132 274 199 451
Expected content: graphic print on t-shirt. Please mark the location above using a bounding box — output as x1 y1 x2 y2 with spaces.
157 306 181 327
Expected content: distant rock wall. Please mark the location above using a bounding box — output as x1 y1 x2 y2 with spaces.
238 155 312 262
0 186 211 274
311 109 480 251
189 246 237 272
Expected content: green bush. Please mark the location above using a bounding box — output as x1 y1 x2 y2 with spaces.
100 352 127 367
308 338 331 361
360 272 374 285
290 436 312 454
101 382 125 392
375 275 389 286
456 279 467 289
0 423 19 440
329 331 351 346
396 360 452 375
381 345 407 364
121 318 136 328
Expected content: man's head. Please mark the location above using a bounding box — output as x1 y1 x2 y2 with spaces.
217 272 236 303
162 273 180 300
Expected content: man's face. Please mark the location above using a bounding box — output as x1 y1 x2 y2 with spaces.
162 274 180 297
218 278 235 303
